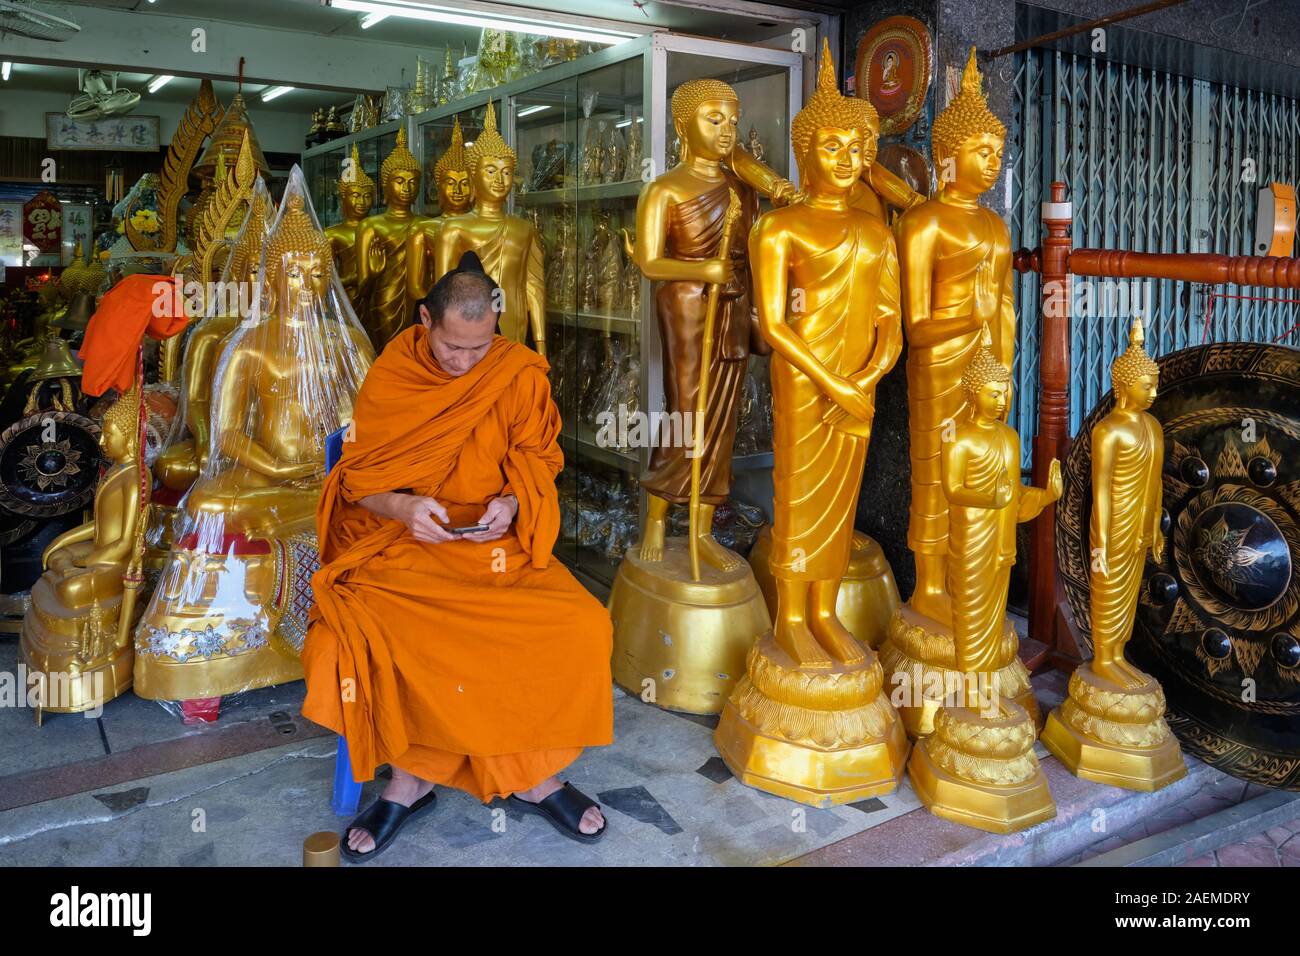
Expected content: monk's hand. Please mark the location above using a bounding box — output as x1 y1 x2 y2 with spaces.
403 495 457 544
464 494 517 543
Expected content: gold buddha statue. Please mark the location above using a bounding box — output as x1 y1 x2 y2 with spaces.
713 40 909 804
355 126 431 350
154 178 273 494
135 179 374 704
21 384 148 715
1042 318 1187 789
406 116 473 306
433 101 546 357
880 48 1028 736
607 73 800 715
906 328 1060 831
324 143 376 307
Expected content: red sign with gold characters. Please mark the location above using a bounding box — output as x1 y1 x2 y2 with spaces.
855 16 932 137
23 190 62 254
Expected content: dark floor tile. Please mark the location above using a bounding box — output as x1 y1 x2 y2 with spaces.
696 756 732 784
847 797 887 814
598 785 683 835
92 786 149 813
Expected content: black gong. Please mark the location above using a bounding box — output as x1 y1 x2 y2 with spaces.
0 410 102 519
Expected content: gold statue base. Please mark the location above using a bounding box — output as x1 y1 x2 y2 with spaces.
907 700 1056 833
1041 665 1187 791
20 577 136 715
714 633 909 807
749 526 900 649
880 604 1039 738
609 537 770 715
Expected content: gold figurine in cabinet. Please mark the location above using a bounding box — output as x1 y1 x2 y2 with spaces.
712 40 910 805
1042 318 1187 790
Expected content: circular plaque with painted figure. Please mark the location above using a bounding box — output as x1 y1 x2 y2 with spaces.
1057 342 1300 789
854 16 932 136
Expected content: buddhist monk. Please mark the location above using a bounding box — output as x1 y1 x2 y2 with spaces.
302 252 613 861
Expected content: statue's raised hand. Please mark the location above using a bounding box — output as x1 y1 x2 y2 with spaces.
367 239 387 276
973 260 1000 325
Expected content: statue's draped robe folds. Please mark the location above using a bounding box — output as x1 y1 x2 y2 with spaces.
643 176 758 505
363 220 418 347
473 219 544 346
1090 414 1161 654
946 423 1023 673
302 329 613 800
904 223 1012 557
770 217 900 580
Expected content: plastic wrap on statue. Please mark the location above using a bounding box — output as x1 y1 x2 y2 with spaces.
1057 340 1300 790
153 175 274 498
134 168 375 715
880 48 1024 739
714 42 909 805
905 327 1060 832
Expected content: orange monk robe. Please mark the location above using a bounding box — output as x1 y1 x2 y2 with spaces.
302 327 614 802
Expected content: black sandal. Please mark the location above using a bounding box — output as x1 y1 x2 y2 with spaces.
508 782 607 844
340 790 438 863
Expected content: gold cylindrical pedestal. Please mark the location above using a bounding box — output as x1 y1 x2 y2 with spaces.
303 831 341 866
749 526 900 649
714 633 910 807
907 701 1056 834
880 604 1039 738
608 537 771 715
1041 665 1187 792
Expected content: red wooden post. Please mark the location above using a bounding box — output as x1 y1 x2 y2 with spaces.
1029 182 1073 659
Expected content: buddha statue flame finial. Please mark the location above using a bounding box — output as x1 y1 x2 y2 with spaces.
790 37 879 169
1111 315 1160 388
468 100 516 171
380 125 420 188
434 116 470 186
340 142 375 190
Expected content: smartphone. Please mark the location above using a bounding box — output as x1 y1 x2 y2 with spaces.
448 524 490 535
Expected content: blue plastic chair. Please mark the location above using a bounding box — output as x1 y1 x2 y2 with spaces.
324 425 363 817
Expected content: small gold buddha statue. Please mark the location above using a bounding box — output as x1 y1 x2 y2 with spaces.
433 101 546 358
880 48 1026 736
905 327 1060 831
714 40 908 803
324 144 376 307
406 117 473 305
21 384 148 714
355 126 432 350
1042 318 1187 790
136 180 374 704
154 179 273 494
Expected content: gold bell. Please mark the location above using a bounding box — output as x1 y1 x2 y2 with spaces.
52 293 95 332
28 337 83 382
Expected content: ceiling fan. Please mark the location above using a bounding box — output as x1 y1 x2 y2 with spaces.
0 0 81 40
67 69 142 121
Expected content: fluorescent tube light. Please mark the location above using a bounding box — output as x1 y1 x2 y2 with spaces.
332 0 639 45
261 86 295 102
517 104 549 117
360 11 389 27
1 63 11 82
148 75 174 93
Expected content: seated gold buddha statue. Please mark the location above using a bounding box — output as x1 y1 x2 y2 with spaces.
21 384 148 714
135 176 374 705
154 178 273 493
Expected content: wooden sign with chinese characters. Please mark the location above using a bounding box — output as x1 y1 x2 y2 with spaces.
46 113 161 152
0 203 23 266
23 191 62 254
854 16 932 137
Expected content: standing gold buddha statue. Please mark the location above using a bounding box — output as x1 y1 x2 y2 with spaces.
21 382 148 716
906 327 1061 831
880 48 1034 737
324 143 376 308
433 101 546 358
136 179 374 706
406 116 474 306
713 40 909 805
1043 318 1187 790
606 73 801 715
355 126 431 350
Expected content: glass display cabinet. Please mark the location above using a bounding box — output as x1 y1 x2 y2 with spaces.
303 119 403 224
314 34 804 593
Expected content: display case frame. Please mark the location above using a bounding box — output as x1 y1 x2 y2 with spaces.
307 33 804 593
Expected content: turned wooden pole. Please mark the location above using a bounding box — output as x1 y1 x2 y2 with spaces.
1029 182 1074 656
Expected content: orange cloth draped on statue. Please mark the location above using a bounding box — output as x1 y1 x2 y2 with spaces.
301 327 614 801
